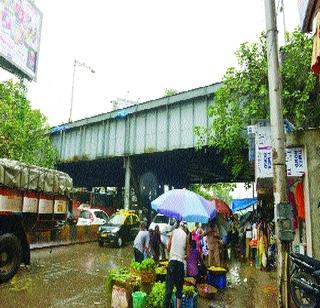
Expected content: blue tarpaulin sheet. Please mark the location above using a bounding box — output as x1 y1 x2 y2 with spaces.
231 198 257 212
51 125 67 134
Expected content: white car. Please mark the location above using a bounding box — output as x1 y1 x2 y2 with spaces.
149 214 177 243
77 208 109 226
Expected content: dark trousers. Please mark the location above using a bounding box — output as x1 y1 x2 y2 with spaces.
134 248 144 262
152 246 160 263
163 260 184 307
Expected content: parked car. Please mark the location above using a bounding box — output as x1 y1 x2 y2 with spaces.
149 214 177 234
76 208 109 226
97 209 140 247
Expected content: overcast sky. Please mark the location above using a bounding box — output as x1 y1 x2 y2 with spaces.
0 0 300 126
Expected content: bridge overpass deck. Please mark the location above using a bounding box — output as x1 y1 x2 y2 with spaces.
51 83 252 206
51 83 220 162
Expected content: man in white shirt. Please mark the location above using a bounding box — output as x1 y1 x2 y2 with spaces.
133 222 149 262
163 221 189 308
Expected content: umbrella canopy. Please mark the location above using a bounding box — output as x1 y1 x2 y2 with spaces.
151 189 217 223
211 199 232 218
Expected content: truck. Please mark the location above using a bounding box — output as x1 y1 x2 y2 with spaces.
0 158 73 283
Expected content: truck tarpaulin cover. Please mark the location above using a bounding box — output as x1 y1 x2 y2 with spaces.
0 159 72 195
231 198 257 212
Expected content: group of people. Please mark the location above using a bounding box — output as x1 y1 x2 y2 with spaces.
163 219 224 308
133 222 162 263
132 211 276 308
133 219 224 266
132 218 224 308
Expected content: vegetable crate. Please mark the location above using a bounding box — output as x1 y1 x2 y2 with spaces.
197 283 217 299
172 293 198 308
131 269 156 284
207 266 227 289
207 272 226 289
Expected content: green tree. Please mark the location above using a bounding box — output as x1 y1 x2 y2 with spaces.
194 29 320 179
164 88 177 96
189 183 236 205
0 80 57 168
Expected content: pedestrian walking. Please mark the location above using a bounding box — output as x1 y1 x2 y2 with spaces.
163 221 189 308
203 218 221 267
133 222 149 262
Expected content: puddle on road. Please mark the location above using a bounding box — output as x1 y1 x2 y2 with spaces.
227 262 242 288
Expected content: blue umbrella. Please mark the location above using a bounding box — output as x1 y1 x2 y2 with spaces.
151 189 217 223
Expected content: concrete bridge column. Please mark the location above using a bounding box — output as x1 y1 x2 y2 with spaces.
124 157 131 210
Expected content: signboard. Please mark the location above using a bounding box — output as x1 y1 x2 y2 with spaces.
286 148 305 177
255 121 273 178
255 122 305 178
247 125 256 162
0 0 43 80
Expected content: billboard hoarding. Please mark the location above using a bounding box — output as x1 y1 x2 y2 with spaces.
0 0 43 81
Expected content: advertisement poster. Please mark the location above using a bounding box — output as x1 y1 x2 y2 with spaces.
0 0 42 80
255 122 305 178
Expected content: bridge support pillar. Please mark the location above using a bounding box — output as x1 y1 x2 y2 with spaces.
124 157 131 210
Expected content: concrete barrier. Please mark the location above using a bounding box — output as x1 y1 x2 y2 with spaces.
27 224 100 248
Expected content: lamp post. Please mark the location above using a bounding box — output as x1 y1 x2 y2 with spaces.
69 59 95 122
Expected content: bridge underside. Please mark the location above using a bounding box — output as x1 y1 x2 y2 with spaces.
57 147 252 189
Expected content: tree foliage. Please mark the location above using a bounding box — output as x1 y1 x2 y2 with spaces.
164 88 177 96
189 183 236 205
0 80 57 168
195 29 320 179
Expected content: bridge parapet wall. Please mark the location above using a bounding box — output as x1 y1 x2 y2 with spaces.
27 224 99 248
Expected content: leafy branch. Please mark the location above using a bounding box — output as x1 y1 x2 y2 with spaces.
195 29 319 179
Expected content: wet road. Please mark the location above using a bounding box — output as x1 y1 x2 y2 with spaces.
0 242 133 307
207 261 277 308
0 242 277 307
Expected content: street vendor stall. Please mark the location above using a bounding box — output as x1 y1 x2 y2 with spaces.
107 258 204 308
106 189 230 307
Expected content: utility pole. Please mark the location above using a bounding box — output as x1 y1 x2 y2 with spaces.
264 0 289 307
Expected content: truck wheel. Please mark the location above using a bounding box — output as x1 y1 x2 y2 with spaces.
0 234 23 283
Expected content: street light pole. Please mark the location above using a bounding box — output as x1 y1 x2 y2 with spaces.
264 0 289 307
68 60 95 123
69 60 77 123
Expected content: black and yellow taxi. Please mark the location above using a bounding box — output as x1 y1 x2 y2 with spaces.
97 209 140 247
